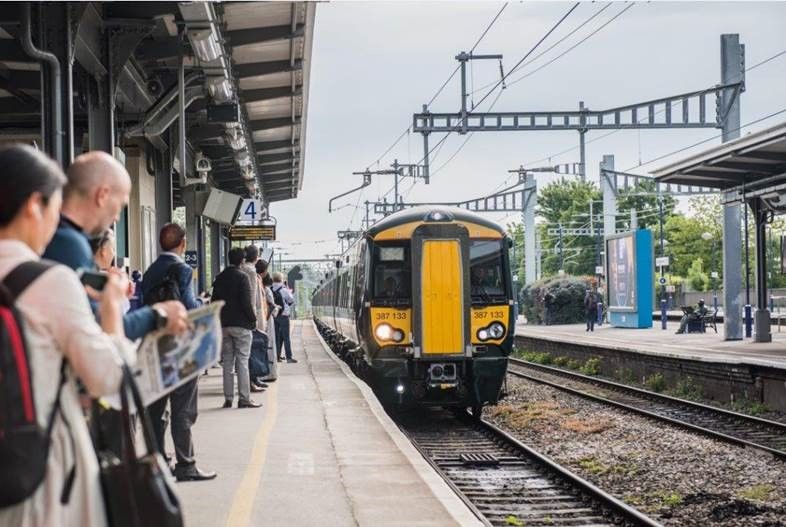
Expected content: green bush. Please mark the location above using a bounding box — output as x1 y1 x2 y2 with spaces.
645 373 667 392
580 357 602 376
520 275 601 325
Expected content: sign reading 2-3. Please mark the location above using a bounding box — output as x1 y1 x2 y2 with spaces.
238 199 263 224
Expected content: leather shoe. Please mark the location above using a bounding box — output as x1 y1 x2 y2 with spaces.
287 358 298 363
222 399 232 408
250 383 265 393
238 399 262 408
174 467 217 482
255 381 269 388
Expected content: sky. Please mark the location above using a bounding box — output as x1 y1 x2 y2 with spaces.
269 1 786 261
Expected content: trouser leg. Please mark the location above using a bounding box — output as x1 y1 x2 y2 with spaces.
281 316 293 359
169 378 198 468
275 317 284 358
235 329 252 402
221 328 236 400
147 394 170 456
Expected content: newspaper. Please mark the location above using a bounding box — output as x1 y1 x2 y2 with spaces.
134 301 224 405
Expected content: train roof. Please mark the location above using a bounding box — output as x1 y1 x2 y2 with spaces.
366 205 506 238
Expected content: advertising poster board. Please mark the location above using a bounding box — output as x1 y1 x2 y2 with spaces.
605 230 653 328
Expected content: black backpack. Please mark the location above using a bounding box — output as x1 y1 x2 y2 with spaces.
0 260 67 507
272 287 285 317
144 263 182 306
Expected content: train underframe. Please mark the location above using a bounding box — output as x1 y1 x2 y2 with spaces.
315 319 508 412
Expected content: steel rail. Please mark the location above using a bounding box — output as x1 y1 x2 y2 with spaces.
507 357 786 459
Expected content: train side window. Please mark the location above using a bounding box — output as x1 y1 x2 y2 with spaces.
469 240 506 302
372 243 410 304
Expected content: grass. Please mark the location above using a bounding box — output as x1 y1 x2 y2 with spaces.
652 491 684 507
739 484 775 502
553 356 571 367
579 357 602 376
671 376 702 400
731 398 771 416
519 350 553 365
504 515 525 526
561 417 613 434
644 372 667 393
616 367 639 385
578 456 609 475
489 402 575 429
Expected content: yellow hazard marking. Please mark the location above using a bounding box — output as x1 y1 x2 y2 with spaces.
224 382 279 527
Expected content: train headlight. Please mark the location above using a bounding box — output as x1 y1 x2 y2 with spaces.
488 322 506 339
375 323 405 342
477 322 506 341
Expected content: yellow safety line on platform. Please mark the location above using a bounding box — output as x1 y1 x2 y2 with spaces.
224 382 279 527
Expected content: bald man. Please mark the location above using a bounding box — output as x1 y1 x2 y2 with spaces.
43 151 188 340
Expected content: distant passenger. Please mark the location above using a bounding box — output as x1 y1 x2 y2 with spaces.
0 144 137 527
254 258 278 383
676 299 709 334
382 276 400 298
89 229 131 313
260 269 280 378
211 247 260 408
271 272 296 363
142 223 216 482
584 289 599 332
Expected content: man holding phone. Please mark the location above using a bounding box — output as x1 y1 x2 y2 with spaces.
141 223 216 482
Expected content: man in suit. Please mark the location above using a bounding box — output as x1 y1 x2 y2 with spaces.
142 223 216 482
212 247 261 409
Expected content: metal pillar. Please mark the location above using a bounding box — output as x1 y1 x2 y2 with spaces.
153 149 173 233
578 101 586 181
630 208 638 231
752 198 772 342
721 33 744 340
523 173 537 284
600 155 617 239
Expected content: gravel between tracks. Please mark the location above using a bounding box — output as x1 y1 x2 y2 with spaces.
486 377 786 526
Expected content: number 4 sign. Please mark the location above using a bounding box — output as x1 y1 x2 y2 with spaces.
238 199 263 224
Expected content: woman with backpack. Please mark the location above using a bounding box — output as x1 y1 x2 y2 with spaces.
0 145 136 527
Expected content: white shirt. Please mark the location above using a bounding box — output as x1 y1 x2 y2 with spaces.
0 240 136 527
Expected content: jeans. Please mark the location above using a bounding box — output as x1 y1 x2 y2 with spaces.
586 312 595 332
275 316 293 360
148 378 198 469
221 327 252 402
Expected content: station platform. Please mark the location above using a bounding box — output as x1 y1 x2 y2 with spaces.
515 321 786 411
173 320 481 527
515 320 786 369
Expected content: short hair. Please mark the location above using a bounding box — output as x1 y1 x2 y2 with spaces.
262 274 273 287
255 259 268 275
160 223 186 251
244 245 259 262
272 272 284 283
64 151 128 201
90 229 115 255
228 247 245 266
0 144 66 226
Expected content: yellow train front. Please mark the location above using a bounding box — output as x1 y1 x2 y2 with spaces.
313 206 513 412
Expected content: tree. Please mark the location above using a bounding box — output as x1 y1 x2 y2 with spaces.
617 179 677 231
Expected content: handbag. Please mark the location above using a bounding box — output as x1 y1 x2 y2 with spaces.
99 364 183 527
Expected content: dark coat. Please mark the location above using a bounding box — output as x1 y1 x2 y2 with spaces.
211 265 256 329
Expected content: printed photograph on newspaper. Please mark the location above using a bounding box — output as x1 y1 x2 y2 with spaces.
135 301 224 405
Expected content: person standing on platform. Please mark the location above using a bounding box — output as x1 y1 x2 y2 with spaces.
240 245 266 392
42 151 188 340
0 144 137 527
142 223 216 482
211 248 260 408
256 259 277 382
271 271 296 363
584 289 598 332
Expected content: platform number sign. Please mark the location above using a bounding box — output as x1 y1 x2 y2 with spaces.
238 199 263 224
184 250 199 269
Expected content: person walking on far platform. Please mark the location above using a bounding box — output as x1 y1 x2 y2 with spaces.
211 248 260 409
271 271 296 363
142 223 216 482
584 289 598 332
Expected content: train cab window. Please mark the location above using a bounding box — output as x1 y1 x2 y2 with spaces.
469 240 506 304
372 244 411 305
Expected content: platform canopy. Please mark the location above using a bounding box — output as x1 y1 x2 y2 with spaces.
652 122 786 200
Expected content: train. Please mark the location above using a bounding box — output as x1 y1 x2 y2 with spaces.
312 206 514 414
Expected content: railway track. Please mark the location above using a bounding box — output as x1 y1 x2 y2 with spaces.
396 409 660 527
507 357 786 459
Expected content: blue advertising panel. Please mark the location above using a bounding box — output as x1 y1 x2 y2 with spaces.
605 229 653 328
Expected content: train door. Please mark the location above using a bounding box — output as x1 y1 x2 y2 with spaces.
412 224 471 357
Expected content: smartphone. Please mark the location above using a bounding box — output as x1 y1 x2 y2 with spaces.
78 269 108 291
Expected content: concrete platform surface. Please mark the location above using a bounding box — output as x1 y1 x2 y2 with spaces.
516 321 786 370
171 320 481 527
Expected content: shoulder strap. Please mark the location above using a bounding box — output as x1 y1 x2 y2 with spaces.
2 260 57 302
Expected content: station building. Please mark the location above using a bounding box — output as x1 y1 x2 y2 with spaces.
0 1 315 288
